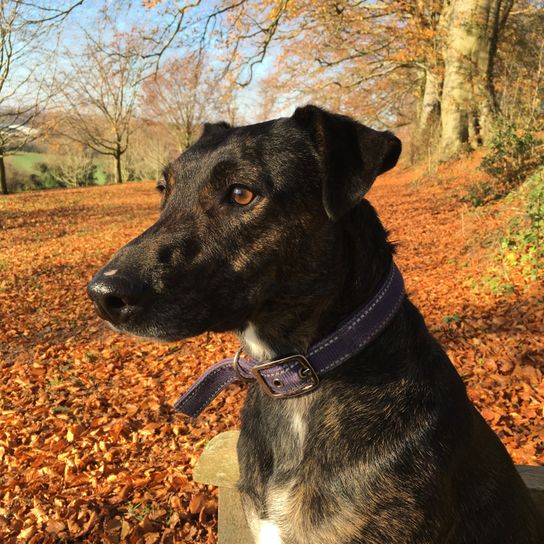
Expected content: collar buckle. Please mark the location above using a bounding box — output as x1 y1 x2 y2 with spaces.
251 354 320 398
233 347 252 381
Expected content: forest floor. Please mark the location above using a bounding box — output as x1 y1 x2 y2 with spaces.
1 156 542 542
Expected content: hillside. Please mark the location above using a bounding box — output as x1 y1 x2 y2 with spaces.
0 162 542 542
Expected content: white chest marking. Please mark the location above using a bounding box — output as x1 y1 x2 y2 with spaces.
291 410 307 447
257 519 283 544
241 323 275 360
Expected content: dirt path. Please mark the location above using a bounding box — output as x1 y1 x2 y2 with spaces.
0 166 542 541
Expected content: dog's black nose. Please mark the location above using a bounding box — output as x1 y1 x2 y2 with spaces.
87 273 146 325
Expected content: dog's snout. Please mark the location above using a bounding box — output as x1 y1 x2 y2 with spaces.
87 273 147 325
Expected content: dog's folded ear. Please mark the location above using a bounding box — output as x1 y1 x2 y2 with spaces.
199 121 232 141
292 105 401 221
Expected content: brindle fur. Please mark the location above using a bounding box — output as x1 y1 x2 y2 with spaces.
87 105 543 543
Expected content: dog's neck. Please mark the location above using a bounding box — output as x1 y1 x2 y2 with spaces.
239 201 394 360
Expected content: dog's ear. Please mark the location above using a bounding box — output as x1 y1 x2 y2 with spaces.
292 105 401 221
199 121 232 141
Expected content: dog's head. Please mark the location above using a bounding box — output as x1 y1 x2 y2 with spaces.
87 105 401 341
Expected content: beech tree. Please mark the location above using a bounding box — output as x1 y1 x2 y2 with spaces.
439 0 515 158
241 0 514 157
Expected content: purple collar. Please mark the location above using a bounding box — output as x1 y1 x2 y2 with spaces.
174 263 405 418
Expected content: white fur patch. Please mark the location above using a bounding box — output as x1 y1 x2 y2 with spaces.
257 519 283 544
291 411 307 447
241 323 275 360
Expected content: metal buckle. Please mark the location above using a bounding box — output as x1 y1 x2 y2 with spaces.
251 354 319 399
233 348 252 382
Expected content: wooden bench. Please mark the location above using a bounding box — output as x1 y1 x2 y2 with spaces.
193 431 544 544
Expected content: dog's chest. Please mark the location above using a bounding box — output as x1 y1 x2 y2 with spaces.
238 325 321 542
240 401 311 544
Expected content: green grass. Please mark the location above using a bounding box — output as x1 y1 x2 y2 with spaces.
95 165 108 185
6 152 110 188
6 152 53 172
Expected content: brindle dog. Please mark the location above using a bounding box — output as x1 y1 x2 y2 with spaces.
87 105 543 544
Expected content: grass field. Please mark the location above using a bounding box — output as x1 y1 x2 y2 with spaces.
0 163 542 541
6 152 50 173
6 152 109 187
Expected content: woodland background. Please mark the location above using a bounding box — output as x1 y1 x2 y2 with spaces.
0 0 543 542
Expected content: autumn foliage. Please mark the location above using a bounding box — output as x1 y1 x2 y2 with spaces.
1 160 542 541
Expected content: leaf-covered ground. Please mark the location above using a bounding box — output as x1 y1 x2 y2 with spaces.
1 159 542 542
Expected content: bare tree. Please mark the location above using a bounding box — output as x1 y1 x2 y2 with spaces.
60 30 145 184
142 53 221 152
0 0 83 194
41 140 97 187
126 119 177 181
141 0 291 86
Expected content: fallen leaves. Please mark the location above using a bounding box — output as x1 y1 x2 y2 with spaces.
375 157 543 467
0 161 542 541
0 184 237 542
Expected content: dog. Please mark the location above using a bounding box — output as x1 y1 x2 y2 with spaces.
87 105 543 543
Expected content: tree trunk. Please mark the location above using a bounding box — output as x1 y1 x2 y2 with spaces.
0 155 8 195
114 152 123 184
440 0 478 158
413 69 442 162
476 0 514 142
439 0 508 159
418 70 442 135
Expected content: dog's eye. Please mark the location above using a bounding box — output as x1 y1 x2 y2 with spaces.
229 185 255 206
156 181 166 194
